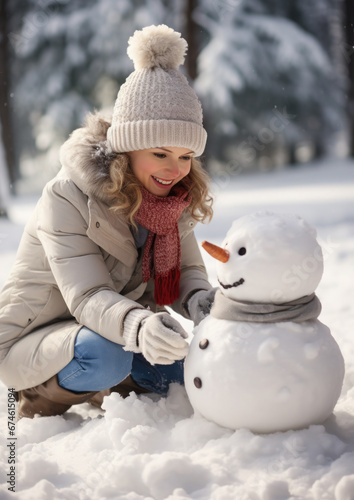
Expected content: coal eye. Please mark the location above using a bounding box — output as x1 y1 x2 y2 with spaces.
238 247 246 256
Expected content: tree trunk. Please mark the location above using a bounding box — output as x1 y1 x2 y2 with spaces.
0 0 16 187
184 0 198 81
344 0 354 156
0 120 10 217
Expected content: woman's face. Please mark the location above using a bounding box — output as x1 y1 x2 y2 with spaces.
128 147 193 197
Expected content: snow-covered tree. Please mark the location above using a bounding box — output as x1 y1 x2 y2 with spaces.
6 0 348 180
8 0 184 182
194 0 347 168
269 0 348 157
344 0 354 156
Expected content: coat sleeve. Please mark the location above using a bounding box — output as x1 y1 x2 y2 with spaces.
36 180 144 344
171 229 212 317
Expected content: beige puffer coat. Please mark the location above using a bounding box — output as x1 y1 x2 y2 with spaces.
0 113 211 391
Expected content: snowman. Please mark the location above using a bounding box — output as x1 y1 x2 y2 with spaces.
184 211 345 433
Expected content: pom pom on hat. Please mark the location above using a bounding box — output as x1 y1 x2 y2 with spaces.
127 24 187 70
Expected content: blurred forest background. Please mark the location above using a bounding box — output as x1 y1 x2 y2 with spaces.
1 0 354 215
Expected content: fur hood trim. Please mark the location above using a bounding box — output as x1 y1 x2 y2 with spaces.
59 111 118 204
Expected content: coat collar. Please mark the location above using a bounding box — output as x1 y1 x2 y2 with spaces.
59 111 117 205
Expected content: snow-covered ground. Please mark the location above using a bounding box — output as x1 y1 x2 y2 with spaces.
1 158 354 500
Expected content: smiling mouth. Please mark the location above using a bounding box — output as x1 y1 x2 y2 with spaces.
218 278 245 289
152 176 174 186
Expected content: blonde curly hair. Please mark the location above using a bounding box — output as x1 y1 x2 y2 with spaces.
104 153 213 228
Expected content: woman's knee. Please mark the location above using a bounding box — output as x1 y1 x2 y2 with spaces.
58 327 134 392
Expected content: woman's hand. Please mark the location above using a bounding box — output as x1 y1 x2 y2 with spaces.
187 288 217 326
123 310 189 365
138 312 189 365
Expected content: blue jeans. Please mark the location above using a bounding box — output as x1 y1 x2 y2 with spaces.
57 327 184 394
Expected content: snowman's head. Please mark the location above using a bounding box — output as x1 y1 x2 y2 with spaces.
202 211 323 303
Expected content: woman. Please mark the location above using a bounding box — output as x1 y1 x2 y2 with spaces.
0 24 214 418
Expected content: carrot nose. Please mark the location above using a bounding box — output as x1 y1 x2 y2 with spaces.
201 241 230 263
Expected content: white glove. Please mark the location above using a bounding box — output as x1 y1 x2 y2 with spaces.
187 288 217 326
123 309 189 365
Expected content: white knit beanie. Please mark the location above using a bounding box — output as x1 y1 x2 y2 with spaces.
107 24 207 157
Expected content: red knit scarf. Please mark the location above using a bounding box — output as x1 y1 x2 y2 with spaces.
135 186 191 306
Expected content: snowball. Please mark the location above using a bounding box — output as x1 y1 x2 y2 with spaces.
215 211 324 303
184 316 344 432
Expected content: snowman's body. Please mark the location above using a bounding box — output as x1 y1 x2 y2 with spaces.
185 317 344 433
184 212 345 432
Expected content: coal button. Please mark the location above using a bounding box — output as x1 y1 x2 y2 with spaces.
194 377 202 389
199 338 209 349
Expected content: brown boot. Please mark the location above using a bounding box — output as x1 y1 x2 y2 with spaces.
88 375 151 409
17 375 98 419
